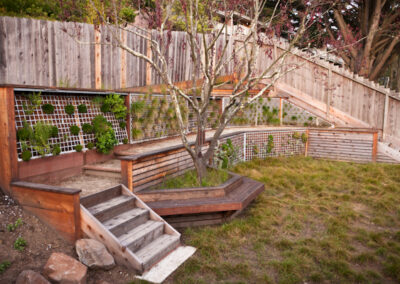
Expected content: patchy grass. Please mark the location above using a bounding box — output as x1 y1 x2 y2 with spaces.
168 157 400 283
151 168 230 189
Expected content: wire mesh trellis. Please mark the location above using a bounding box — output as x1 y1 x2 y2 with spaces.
14 92 128 160
129 93 186 143
224 96 332 127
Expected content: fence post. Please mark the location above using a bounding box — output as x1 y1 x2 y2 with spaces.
326 65 332 118
121 160 133 191
94 27 102 89
305 129 310 157
382 93 389 140
146 31 152 85
120 29 127 89
372 132 378 162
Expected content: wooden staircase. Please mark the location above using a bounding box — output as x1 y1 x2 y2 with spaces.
80 184 190 275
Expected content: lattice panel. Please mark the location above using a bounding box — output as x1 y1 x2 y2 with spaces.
245 130 307 160
14 92 127 160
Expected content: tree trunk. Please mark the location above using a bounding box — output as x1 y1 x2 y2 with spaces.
193 155 208 185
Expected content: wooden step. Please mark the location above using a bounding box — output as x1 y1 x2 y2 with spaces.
80 185 121 208
88 195 135 222
119 220 164 252
103 208 149 237
136 234 180 271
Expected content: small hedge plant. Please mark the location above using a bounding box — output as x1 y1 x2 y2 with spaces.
21 150 32 161
78 104 87 113
65 104 75 115
119 121 126 129
52 144 61 156
86 142 94 150
82 123 93 134
70 125 80 135
74 144 83 152
51 126 59 138
41 103 55 114
92 115 117 154
123 137 128 144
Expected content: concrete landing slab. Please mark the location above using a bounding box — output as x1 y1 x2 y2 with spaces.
135 246 196 283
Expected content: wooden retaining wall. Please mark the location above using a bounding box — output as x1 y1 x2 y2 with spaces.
307 129 378 163
10 181 81 242
120 145 203 192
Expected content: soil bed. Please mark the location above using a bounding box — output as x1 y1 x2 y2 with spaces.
0 192 138 283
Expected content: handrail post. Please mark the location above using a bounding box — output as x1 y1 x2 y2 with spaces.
121 160 133 191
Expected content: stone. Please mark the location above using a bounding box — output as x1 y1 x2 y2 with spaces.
75 239 115 270
16 270 50 284
43 252 87 284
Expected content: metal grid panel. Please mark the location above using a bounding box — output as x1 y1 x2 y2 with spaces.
130 94 182 144
282 101 331 127
73 96 127 146
14 92 127 160
245 130 307 160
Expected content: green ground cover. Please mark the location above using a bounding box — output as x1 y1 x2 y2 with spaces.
167 157 400 283
151 168 230 190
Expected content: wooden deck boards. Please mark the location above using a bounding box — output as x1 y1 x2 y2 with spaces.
146 177 264 216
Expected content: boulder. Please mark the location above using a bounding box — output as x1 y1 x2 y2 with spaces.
16 270 50 284
43 252 87 284
75 239 115 270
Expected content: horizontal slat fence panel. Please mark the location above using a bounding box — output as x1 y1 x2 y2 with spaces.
308 130 374 163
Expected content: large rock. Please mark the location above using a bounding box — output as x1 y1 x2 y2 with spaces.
16 270 50 284
75 239 115 270
43 252 87 284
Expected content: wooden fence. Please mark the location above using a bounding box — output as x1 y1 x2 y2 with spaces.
1 16 400 147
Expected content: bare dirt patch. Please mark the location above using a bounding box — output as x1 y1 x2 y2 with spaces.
0 192 139 283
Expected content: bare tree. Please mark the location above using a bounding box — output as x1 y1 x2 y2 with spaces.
86 0 334 182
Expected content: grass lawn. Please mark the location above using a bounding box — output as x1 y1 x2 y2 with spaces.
166 156 400 283
150 168 230 189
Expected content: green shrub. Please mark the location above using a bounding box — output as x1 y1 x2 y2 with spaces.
77 104 87 113
92 115 118 154
22 92 41 115
119 121 126 129
75 144 83 152
301 133 308 143
82 123 93 134
123 137 129 144
70 125 80 135
0 261 11 274
96 129 118 154
52 144 61 156
51 126 59 138
86 142 94 150
41 103 55 114
131 128 143 140
64 104 75 115
292 132 301 139
104 94 127 119
131 100 146 115
14 237 27 251
100 103 111 113
17 122 33 141
25 121 54 157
